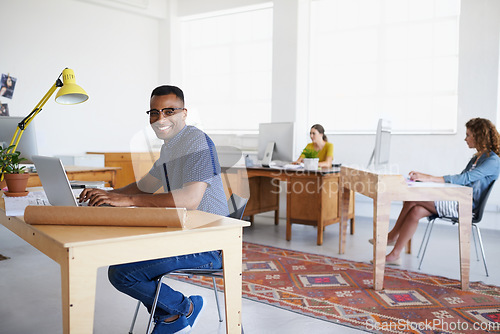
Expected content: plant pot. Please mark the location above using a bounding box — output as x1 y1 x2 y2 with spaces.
4 173 29 196
303 158 319 171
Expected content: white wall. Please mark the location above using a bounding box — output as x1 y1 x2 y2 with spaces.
331 0 500 216
0 0 162 156
176 0 500 228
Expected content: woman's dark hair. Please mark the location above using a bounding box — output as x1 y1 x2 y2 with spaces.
151 85 184 104
466 118 500 156
311 124 328 142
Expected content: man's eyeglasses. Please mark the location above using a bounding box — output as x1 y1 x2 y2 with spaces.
146 108 186 119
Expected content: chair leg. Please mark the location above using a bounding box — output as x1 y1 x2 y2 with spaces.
146 275 168 334
473 225 489 277
418 219 436 270
128 300 141 334
471 224 480 262
211 276 223 322
417 220 432 258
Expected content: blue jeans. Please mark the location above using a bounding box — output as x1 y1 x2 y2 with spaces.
108 250 222 319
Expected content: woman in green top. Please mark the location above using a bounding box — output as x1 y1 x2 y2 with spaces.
293 124 334 168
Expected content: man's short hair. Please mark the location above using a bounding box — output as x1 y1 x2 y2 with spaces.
151 85 185 104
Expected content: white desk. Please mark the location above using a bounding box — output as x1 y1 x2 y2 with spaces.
339 166 472 291
0 195 249 334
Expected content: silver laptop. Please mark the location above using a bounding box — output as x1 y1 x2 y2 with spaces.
32 155 85 206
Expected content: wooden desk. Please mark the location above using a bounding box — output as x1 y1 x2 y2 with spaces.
0 197 249 334
225 167 355 245
339 166 472 291
26 166 120 188
84 152 356 246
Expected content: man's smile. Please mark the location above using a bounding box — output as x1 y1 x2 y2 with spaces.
154 123 173 131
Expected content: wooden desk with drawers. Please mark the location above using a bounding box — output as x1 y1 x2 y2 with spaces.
227 166 355 245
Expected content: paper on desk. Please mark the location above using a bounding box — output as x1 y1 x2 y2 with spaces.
283 164 303 170
2 191 50 216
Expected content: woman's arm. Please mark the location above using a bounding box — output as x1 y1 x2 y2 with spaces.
292 156 304 164
318 156 333 168
318 142 334 167
444 154 500 185
292 144 310 164
408 171 445 183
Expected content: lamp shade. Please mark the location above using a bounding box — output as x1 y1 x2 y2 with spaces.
55 68 89 105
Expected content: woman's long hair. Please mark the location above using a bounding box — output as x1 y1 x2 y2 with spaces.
466 118 500 155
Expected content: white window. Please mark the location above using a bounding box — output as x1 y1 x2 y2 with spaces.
179 5 273 133
309 0 460 133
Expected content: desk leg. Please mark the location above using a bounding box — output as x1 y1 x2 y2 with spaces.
339 186 350 254
373 197 390 291
458 199 472 290
286 189 292 241
222 233 243 334
60 256 98 334
317 221 324 246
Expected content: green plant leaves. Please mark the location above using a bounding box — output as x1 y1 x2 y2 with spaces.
301 147 319 159
0 144 27 174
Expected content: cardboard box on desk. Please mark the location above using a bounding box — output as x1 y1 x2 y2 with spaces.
24 206 188 229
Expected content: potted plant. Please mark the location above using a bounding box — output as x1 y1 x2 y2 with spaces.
301 147 319 171
0 144 29 196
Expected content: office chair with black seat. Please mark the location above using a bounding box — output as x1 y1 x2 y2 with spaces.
128 193 248 334
417 180 496 276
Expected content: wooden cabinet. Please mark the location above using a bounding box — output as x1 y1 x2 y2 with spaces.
1 166 120 189
286 172 355 245
87 152 160 188
236 167 355 245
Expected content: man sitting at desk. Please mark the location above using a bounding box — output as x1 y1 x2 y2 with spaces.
79 85 229 334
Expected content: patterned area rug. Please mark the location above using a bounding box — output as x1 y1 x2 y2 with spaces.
177 242 500 333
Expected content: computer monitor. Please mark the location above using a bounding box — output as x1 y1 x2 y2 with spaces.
258 122 295 163
367 119 391 168
0 116 39 163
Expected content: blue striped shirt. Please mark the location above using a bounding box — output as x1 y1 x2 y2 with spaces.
149 125 229 216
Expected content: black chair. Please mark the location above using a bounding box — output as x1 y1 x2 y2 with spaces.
128 193 248 334
417 180 495 276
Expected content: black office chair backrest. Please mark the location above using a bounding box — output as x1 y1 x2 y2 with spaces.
228 193 248 219
473 180 496 223
427 180 496 224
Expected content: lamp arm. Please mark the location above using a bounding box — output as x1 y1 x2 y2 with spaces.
7 78 63 155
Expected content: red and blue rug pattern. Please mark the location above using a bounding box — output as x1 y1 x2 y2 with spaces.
177 242 500 333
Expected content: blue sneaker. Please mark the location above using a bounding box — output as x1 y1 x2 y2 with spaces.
151 315 191 334
186 295 204 330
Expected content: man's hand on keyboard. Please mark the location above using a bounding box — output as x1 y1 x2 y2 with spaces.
79 188 130 207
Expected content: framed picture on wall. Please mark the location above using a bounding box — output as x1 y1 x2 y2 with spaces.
0 103 9 116
0 74 17 99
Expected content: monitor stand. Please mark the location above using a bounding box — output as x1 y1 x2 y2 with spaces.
367 149 375 168
261 142 275 167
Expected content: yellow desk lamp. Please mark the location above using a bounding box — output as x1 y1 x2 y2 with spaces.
1 68 88 181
